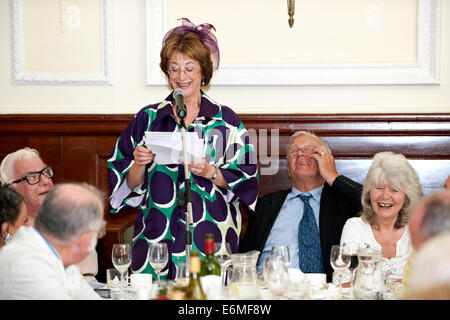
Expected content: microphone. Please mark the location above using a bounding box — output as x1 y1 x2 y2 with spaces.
173 88 187 119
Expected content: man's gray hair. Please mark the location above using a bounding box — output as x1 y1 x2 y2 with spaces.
286 131 332 159
35 183 105 242
361 151 422 228
0 147 40 184
420 190 450 238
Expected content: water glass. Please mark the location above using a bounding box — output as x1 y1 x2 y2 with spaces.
214 242 232 287
263 255 289 299
106 268 121 290
175 262 189 286
270 245 290 269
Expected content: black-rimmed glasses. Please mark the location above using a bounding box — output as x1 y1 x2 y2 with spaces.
10 166 53 186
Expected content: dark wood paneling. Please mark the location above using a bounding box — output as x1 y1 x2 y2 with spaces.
1 113 449 204
1 113 449 281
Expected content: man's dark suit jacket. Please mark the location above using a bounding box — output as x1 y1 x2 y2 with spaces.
239 175 362 282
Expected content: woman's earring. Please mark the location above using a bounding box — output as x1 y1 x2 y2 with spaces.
5 233 12 245
201 79 205 86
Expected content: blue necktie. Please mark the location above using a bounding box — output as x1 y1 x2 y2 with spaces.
298 194 324 273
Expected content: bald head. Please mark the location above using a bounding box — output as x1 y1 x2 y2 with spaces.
35 183 104 243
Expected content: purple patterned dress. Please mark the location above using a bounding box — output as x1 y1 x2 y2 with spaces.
108 91 258 279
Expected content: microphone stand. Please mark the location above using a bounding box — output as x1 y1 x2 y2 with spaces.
177 107 193 273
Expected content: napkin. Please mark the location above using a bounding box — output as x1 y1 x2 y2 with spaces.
309 283 340 300
199 275 222 300
304 273 326 285
288 268 304 282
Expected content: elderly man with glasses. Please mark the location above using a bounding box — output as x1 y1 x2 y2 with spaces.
0 147 100 282
0 147 53 226
240 131 363 283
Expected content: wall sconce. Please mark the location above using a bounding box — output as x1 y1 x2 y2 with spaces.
287 0 295 28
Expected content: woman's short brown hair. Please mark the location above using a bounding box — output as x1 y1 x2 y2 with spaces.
160 32 213 87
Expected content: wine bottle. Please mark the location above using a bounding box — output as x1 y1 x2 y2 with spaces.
185 252 206 300
200 233 221 276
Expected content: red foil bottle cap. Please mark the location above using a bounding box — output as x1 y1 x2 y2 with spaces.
205 234 215 254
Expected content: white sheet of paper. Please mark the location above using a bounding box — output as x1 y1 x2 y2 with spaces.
143 131 204 165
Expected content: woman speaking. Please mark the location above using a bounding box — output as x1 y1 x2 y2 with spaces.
108 18 258 280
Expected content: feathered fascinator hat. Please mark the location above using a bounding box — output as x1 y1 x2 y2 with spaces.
162 18 220 70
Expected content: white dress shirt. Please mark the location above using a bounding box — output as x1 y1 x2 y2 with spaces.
257 185 324 272
0 226 101 300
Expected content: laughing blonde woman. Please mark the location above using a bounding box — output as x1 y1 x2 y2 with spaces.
340 151 422 282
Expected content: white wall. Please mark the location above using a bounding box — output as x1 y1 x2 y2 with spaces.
0 0 449 114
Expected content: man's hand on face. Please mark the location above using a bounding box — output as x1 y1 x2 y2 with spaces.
311 146 339 186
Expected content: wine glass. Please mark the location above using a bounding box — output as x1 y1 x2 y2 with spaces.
270 245 291 269
263 254 289 299
214 242 232 287
343 242 360 294
111 244 132 290
330 245 351 297
148 243 168 285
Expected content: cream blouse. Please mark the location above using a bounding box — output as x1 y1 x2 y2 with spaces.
340 217 412 281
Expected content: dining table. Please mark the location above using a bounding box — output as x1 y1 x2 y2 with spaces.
98 274 405 301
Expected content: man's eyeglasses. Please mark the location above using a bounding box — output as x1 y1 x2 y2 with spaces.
289 145 317 155
10 166 53 186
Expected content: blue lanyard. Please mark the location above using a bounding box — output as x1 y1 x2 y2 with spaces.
34 227 62 262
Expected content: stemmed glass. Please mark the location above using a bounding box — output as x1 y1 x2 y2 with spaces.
263 254 289 299
270 245 291 269
148 243 169 285
343 242 360 295
111 244 132 290
330 245 351 297
214 242 232 287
